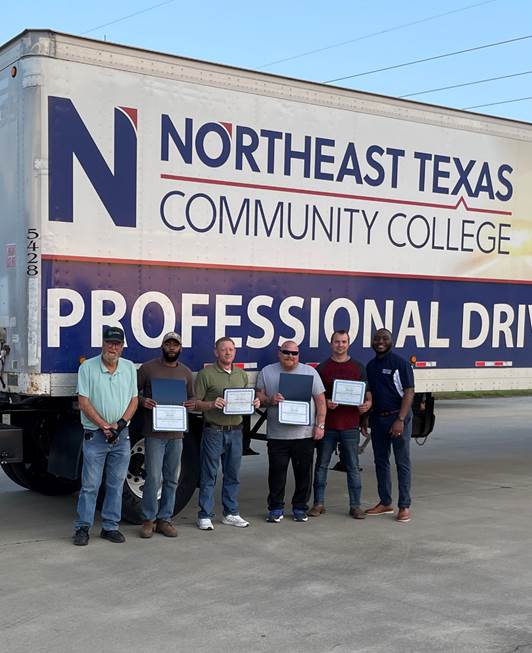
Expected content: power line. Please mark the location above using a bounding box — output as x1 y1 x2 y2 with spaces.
323 33 532 84
81 0 177 36
463 96 532 110
400 69 532 98
258 0 497 69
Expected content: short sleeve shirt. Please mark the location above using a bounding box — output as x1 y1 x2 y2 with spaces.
366 351 414 413
77 355 138 430
195 363 249 427
256 362 325 440
317 357 367 429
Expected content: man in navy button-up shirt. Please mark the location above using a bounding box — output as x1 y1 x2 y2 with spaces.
364 329 415 523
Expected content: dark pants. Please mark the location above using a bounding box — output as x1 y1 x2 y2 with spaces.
370 413 412 508
267 438 315 512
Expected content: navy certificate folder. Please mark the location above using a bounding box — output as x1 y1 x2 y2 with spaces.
151 378 187 405
279 373 313 401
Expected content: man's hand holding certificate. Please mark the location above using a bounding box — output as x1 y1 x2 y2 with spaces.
223 388 256 415
332 379 366 406
149 378 195 432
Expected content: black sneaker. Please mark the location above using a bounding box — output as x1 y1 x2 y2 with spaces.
73 527 89 546
100 529 126 543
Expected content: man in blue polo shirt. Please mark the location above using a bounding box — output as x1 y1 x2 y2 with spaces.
72 326 138 546
364 328 415 523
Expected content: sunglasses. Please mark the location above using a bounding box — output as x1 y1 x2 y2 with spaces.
280 349 299 356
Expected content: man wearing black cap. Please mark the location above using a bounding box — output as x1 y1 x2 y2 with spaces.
137 332 195 539
72 326 138 546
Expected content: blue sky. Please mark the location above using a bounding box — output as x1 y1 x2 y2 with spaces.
2 0 531 122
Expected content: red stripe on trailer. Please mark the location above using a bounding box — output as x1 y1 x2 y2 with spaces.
474 361 512 367
414 361 437 368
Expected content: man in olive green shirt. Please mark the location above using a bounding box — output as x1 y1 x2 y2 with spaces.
195 337 260 530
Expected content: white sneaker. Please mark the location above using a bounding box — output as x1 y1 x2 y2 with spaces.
197 518 214 530
222 514 250 528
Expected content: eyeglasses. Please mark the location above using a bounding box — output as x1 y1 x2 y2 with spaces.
280 350 299 356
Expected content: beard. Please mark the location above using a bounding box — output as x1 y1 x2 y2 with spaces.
162 349 180 363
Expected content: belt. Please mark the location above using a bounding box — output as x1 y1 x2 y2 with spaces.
375 409 400 417
204 422 242 431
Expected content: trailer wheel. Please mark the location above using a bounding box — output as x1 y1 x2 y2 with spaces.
3 461 80 495
119 416 201 524
1 462 30 489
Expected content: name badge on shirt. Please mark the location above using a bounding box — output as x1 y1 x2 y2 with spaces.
382 369 392 374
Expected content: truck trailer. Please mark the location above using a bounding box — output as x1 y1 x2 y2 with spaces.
1 30 531 521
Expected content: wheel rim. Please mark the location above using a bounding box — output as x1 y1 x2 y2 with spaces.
126 438 180 500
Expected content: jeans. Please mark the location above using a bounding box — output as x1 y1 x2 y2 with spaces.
142 437 183 522
313 428 361 507
267 438 315 512
370 413 412 508
74 428 130 531
198 427 242 519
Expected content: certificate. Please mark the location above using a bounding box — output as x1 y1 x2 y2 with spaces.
153 404 188 432
223 388 255 415
332 379 366 406
278 400 310 425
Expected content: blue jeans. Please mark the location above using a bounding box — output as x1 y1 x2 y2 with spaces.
370 413 412 508
142 437 183 522
198 426 242 519
74 428 130 531
313 428 361 507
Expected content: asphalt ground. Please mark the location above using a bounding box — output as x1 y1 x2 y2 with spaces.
1 397 531 653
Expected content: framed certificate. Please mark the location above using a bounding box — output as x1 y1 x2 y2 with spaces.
278 400 310 425
223 388 255 415
332 379 366 406
153 404 188 432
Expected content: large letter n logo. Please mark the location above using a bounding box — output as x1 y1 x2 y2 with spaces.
48 96 137 227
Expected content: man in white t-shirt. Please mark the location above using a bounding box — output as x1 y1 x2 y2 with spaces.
256 341 326 523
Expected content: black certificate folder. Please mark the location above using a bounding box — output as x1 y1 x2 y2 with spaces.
151 378 187 405
279 373 313 401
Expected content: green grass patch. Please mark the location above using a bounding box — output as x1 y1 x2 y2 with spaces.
434 389 532 400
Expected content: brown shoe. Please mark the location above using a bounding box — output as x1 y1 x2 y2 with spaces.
156 520 178 537
140 520 155 539
308 504 326 517
364 502 394 516
396 508 411 523
349 506 366 520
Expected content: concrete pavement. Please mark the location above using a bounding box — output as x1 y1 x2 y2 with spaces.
1 397 531 653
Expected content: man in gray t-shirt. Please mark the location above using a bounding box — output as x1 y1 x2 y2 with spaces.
256 341 326 522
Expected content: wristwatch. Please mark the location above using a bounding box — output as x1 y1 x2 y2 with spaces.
317 423 325 430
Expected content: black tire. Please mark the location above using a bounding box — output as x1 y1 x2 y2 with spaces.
1 462 30 489
5 461 80 495
7 408 81 495
119 414 201 524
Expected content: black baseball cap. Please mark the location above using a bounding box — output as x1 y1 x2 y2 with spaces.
102 326 125 342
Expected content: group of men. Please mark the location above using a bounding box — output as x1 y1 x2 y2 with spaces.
72 325 414 546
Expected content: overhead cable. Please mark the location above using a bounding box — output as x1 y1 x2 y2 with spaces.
463 96 532 109
81 0 177 36
323 33 532 84
258 0 498 69
401 69 532 98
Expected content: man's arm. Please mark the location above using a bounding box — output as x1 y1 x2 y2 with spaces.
78 395 111 432
312 392 327 441
390 387 414 438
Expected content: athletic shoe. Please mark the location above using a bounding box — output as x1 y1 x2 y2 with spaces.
197 518 214 530
292 510 308 522
266 509 284 523
222 514 250 528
